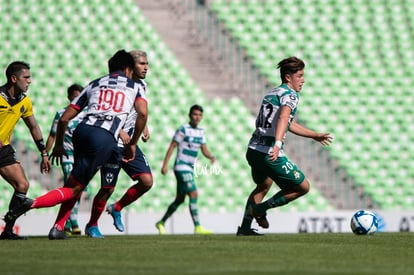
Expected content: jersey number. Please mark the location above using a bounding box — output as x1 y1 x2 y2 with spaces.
282 161 294 174
97 88 126 113
183 173 193 182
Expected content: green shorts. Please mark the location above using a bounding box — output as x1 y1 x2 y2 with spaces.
246 148 305 190
61 162 73 184
174 170 197 195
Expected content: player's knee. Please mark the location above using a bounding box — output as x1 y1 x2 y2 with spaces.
143 182 153 191
142 178 153 190
72 186 84 197
175 195 186 204
175 199 184 205
299 179 310 195
16 180 30 193
106 187 115 195
137 174 153 190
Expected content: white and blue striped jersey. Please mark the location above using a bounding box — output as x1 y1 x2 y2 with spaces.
117 79 148 147
173 123 206 172
248 83 300 156
49 107 86 163
70 72 145 140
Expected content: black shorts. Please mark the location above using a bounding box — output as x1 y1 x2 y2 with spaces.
100 145 152 188
0 145 18 168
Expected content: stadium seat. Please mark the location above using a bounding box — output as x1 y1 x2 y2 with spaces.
209 0 414 210
3 0 412 214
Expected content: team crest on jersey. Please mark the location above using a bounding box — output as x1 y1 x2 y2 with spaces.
20 105 25 113
105 172 114 184
188 137 194 148
293 170 301 179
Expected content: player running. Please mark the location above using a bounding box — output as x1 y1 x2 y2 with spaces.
85 50 153 238
0 61 51 240
3 50 148 240
237 56 333 236
155 104 215 235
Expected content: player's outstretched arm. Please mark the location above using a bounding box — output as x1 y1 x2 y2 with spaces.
312 133 334 146
289 121 333 146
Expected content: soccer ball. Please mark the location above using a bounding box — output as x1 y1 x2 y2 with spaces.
350 210 378 235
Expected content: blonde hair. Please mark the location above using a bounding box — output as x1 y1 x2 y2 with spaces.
129 50 147 61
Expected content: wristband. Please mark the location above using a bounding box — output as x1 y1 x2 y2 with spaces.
275 140 282 149
35 139 46 152
41 152 49 157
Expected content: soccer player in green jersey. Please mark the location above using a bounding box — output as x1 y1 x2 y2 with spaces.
156 105 215 235
237 57 333 236
45 83 87 236
0 61 51 239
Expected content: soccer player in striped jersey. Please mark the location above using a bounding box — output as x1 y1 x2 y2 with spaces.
84 50 154 238
45 83 87 236
155 105 216 235
0 61 51 240
237 57 333 236
4 50 148 240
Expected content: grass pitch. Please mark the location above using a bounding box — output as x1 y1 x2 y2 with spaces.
0 233 412 275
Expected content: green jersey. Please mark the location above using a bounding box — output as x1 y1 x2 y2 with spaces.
49 108 86 163
248 83 300 156
173 123 206 172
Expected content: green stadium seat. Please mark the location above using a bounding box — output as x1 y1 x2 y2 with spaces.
3 0 414 213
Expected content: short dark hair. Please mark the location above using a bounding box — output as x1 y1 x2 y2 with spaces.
277 57 305 83
107 49 135 73
189 104 203 116
67 83 84 98
5 61 30 83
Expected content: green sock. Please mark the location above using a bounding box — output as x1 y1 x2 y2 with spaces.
257 191 287 213
161 201 180 223
189 197 200 226
240 200 254 229
64 220 72 231
70 200 80 228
